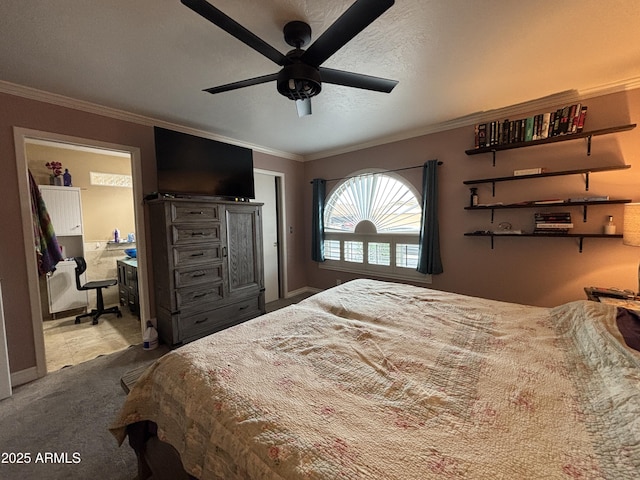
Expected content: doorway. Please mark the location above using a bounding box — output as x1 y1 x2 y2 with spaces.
254 170 285 303
14 127 148 382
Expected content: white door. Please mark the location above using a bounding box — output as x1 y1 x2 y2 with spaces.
0 281 12 399
39 186 83 236
253 172 279 303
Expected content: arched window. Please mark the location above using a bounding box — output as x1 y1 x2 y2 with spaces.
322 171 429 282
324 173 421 233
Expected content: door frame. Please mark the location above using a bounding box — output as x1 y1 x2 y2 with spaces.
254 168 287 300
13 126 148 383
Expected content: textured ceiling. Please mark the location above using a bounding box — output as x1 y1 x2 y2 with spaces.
1 0 640 159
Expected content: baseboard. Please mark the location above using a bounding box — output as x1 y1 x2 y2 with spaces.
11 366 39 387
285 286 321 299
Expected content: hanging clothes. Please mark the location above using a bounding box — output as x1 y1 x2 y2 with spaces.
28 169 63 275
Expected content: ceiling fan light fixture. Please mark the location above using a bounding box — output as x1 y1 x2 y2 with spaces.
277 63 321 101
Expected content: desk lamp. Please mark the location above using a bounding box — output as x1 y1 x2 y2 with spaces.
623 203 640 295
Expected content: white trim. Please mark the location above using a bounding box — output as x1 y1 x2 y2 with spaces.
10 367 39 388
13 127 150 378
0 281 12 398
305 76 640 161
26 137 131 158
14 128 48 379
254 168 288 301
319 262 432 284
0 80 303 162
3 77 640 163
286 286 322 298
321 232 432 284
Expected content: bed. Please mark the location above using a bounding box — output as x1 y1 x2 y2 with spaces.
110 279 640 479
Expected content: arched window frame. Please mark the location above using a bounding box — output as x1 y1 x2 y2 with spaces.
321 169 432 283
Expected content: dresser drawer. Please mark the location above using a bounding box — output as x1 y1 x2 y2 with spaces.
174 264 223 288
171 203 219 223
179 296 263 341
171 223 221 245
176 283 224 310
173 245 222 268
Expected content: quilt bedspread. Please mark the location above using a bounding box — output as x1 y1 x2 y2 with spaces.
110 279 640 479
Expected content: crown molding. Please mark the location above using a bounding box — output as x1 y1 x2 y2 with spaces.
306 76 640 161
3 77 639 163
0 80 303 162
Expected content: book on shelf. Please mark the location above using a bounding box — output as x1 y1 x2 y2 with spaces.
576 105 588 132
477 123 487 148
533 199 566 204
533 229 571 235
472 103 587 148
492 229 523 235
535 212 572 221
535 223 575 229
568 195 609 202
514 167 545 176
524 116 534 142
534 211 572 234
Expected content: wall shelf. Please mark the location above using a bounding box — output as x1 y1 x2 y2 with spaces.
465 199 631 223
463 119 633 252
464 232 623 253
463 165 631 195
465 123 636 166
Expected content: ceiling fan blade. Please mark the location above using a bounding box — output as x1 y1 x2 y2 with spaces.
181 0 289 66
204 73 279 94
295 98 312 117
301 0 394 67
320 67 398 93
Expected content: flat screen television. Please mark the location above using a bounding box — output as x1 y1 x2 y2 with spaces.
154 126 255 199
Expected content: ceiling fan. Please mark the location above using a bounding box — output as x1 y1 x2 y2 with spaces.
181 0 398 117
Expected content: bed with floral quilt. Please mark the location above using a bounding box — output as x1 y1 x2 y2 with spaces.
110 279 640 479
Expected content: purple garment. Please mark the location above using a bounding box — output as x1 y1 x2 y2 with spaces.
616 307 640 352
28 170 64 275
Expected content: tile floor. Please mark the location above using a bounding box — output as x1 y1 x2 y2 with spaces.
43 308 142 372
42 290 317 372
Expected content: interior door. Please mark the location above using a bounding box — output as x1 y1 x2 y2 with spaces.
253 172 279 303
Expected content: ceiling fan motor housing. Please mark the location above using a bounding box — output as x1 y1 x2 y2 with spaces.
277 61 322 101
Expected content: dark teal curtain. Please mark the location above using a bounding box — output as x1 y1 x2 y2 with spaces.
311 178 326 262
417 160 443 274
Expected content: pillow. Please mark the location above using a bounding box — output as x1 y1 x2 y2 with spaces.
615 307 640 352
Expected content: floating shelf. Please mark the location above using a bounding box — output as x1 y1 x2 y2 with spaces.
465 123 636 166
465 124 636 156
464 232 623 253
465 199 631 223
463 165 631 192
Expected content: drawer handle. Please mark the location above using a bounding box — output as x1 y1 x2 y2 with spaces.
191 272 206 278
190 252 205 257
191 232 206 236
189 211 204 215
239 304 249 310
195 317 210 324
193 292 209 299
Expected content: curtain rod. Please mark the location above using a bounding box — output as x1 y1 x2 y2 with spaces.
308 161 442 184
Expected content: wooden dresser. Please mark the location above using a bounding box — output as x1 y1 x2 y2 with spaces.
148 197 265 346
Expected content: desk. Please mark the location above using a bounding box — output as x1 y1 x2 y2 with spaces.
117 258 139 317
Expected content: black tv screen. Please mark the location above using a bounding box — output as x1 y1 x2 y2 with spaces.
154 126 255 199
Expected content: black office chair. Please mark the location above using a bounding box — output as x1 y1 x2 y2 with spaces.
73 256 122 325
